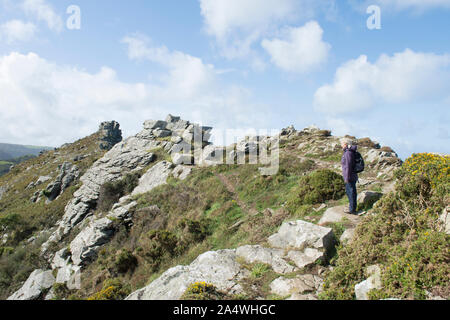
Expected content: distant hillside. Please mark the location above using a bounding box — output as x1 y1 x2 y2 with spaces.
0 155 37 177
0 143 53 161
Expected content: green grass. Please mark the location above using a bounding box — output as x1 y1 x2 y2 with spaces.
0 132 108 299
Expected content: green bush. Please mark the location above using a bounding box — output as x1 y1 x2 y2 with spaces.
287 169 345 213
138 230 179 271
52 283 71 300
178 218 212 242
113 249 138 274
0 247 14 257
87 278 131 300
97 173 140 212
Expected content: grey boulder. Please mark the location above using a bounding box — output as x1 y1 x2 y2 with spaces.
7 269 55 300
268 220 335 256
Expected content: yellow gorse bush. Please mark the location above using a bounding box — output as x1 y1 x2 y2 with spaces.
87 286 117 300
186 281 215 294
403 153 450 189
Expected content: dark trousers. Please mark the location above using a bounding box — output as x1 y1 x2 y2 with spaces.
345 182 357 213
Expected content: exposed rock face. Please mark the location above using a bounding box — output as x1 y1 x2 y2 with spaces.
131 161 174 196
44 162 80 202
236 245 296 274
268 220 335 256
99 121 122 150
70 201 137 266
365 149 402 169
7 269 55 300
126 250 249 300
35 175 52 186
41 126 159 254
287 248 324 269
172 165 192 181
270 274 323 297
354 265 382 300
281 125 296 137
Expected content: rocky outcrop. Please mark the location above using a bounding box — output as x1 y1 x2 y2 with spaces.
365 149 402 172
99 121 122 150
270 274 323 298
354 265 382 300
7 269 55 300
44 162 80 202
41 125 160 254
268 220 335 256
70 201 137 266
126 250 249 300
172 165 192 181
131 161 174 196
236 245 296 274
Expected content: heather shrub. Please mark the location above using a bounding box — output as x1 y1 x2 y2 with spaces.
286 169 345 213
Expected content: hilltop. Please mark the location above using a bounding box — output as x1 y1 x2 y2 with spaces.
0 116 448 301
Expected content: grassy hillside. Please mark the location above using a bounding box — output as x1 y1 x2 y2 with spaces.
0 132 107 297
0 155 37 177
1 126 448 301
51 131 404 300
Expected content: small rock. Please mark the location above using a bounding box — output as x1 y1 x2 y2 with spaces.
172 153 194 166
439 206 450 235
172 165 192 181
153 129 172 138
236 245 296 274
340 228 356 244
7 269 55 300
143 120 167 130
286 248 324 269
268 220 335 256
357 191 383 208
354 265 382 300
131 161 173 196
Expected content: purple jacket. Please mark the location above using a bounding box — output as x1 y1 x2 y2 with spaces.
341 145 358 183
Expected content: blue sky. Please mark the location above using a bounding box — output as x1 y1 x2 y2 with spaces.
0 0 449 159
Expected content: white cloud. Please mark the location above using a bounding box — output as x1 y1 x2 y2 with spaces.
22 0 63 33
199 0 336 62
314 49 450 114
377 0 450 10
200 0 297 40
122 34 217 99
261 21 331 73
350 0 450 12
0 19 37 43
0 49 273 147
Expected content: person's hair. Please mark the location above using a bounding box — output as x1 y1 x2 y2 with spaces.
340 137 354 146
